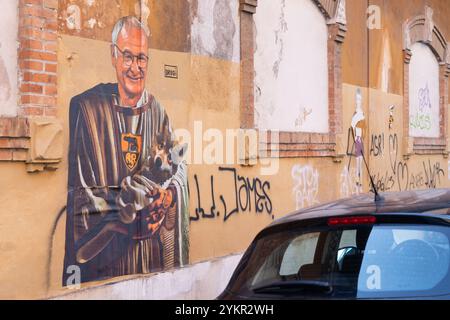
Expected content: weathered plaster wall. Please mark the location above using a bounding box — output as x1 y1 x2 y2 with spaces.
58 0 191 52
0 161 67 298
0 0 449 300
254 0 329 133
0 0 18 116
190 0 240 63
342 0 369 88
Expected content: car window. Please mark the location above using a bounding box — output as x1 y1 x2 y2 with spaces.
279 233 319 276
339 230 356 248
230 223 450 299
357 226 450 297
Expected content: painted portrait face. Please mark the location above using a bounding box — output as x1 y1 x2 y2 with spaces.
113 26 149 104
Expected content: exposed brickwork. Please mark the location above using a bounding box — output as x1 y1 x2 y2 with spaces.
402 51 411 156
0 0 59 162
439 64 448 142
239 0 257 129
0 118 31 162
18 0 58 117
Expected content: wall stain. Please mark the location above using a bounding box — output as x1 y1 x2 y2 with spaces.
213 0 235 60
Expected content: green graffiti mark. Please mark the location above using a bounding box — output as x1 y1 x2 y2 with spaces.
410 113 431 130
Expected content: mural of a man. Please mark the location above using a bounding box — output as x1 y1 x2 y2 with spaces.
63 16 189 284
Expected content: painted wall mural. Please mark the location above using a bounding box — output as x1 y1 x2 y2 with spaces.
63 16 189 285
341 88 366 198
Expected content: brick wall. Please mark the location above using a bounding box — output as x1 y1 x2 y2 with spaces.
239 0 257 130
0 0 59 163
18 0 58 117
0 117 30 162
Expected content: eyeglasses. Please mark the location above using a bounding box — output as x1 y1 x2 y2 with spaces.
114 44 149 68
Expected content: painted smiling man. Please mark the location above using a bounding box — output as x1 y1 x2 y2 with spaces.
63 16 189 284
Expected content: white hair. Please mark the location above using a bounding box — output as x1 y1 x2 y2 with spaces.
111 16 149 56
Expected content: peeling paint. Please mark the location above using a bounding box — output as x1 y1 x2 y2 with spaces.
135 0 151 33
273 0 287 78
333 0 347 25
190 0 239 62
213 0 236 60
58 0 191 52
254 0 329 133
87 18 97 29
66 4 82 31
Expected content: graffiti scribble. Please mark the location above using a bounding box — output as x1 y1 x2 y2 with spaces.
291 165 319 210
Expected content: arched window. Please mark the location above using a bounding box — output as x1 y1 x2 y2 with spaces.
403 6 450 156
408 42 440 138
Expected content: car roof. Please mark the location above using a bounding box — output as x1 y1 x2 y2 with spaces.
270 188 450 228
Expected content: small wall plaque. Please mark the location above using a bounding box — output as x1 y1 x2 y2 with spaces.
164 65 178 79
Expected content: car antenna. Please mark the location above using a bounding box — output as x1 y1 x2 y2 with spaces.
351 128 384 202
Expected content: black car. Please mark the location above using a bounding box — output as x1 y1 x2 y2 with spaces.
218 189 450 299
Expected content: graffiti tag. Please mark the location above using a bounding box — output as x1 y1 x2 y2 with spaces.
291 165 319 210
190 167 273 222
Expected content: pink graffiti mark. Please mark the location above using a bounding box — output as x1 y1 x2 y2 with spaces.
418 83 432 112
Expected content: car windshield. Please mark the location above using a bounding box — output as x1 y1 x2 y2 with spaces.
229 222 450 299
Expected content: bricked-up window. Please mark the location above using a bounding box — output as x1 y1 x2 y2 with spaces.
254 0 329 133
408 43 440 138
403 6 450 156
239 0 347 158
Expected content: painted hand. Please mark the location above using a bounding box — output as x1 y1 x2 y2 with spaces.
143 183 175 235
116 174 156 224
